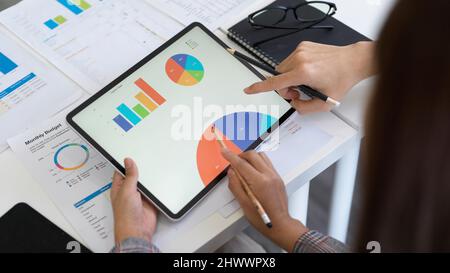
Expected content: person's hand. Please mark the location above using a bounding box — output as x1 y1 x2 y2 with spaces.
111 158 158 244
245 41 376 114
221 148 309 252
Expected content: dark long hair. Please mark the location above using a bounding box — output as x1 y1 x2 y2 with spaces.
357 0 450 252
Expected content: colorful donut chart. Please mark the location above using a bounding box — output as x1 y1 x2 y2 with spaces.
54 143 90 171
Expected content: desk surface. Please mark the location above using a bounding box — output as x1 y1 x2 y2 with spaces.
0 0 392 252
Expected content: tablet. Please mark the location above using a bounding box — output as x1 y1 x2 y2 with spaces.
67 23 294 220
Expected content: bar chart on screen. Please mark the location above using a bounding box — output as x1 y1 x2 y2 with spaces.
0 0 183 93
113 78 167 132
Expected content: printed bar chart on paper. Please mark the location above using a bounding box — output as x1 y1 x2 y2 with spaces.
44 15 67 30
113 78 166 132
0 52 18 74
57 0 91 15
0 0 183 93
0 32 80 151
0 73 36 100
46 0 92 30
147 0 254 30
74 183 112 209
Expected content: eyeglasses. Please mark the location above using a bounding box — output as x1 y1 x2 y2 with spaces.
248 1 337 47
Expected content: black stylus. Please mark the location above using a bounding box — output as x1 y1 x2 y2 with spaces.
227 48 340 107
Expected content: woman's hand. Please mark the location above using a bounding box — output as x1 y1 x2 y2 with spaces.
111 158 158 244
245 41 376 114
221 148 309 252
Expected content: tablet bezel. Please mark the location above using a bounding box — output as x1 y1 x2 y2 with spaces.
67 22 295 220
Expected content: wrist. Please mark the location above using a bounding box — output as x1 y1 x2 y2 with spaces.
115 226 151 245
348 42 376 83
267 217 309 252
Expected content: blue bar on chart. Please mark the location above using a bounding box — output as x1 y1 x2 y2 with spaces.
117 104 141 125
57 0 84 15
44 19 59 30
113 114 133 132
73 183 112 208
0 73 36 99
44 15 67 30
112 79 167 132
0 52 18 75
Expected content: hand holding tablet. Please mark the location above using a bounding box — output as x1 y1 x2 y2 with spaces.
67 23 294 220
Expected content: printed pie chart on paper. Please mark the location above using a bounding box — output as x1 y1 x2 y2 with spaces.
165 54 205 86
53 143 90 171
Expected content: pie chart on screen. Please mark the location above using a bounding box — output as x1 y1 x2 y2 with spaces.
166 54 204 86
196 112 277 186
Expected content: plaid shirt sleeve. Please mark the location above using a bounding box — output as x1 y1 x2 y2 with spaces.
293 230 349 253
111 237 160 253
111 231 347 253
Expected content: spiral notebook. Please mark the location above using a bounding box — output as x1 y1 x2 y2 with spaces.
227 0 370 67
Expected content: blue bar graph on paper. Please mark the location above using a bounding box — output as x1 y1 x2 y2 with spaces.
117 103 141 125
0 52 18 75
113 114 133 132
73 183 112 208
57 0 83 15
0 73 36 99
44 19 59 30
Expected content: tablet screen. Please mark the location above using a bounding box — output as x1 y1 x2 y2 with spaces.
71 26 292 217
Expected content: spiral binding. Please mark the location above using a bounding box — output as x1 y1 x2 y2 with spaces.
227 30 279 68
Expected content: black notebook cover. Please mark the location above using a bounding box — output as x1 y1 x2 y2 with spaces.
228 0 371 66
0 203 91 253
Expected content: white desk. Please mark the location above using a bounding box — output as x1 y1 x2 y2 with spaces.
0 0 391 252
